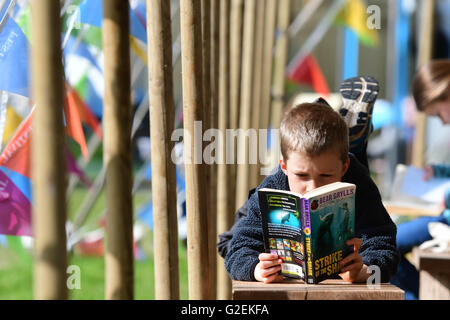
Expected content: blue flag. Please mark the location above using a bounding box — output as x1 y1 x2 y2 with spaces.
0 8 30 97
63 34 101 72
79 0 147 44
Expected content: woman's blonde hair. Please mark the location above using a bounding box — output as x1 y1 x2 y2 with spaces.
412 59 450 111
280 102 349 163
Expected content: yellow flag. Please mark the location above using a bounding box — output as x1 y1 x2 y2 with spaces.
335 0 379 47
130 35 148 65
2 106 23 145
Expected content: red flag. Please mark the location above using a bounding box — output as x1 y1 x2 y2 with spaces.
287 54 330 96
68 85 102 140
0 110 32 178
64 87 89 160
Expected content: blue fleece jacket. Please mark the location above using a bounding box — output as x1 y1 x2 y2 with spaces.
224 154 400 283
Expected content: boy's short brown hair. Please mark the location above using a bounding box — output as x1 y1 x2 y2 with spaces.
280 102 349 163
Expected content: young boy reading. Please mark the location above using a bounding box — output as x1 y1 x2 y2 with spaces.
223 77 399 284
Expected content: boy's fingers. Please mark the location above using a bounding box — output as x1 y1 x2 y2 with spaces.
340 260 363 273
340 251 362 267
259 253 278 261
261 259 283 269
346 238 362 251
263 272 284 284
261 265 282 278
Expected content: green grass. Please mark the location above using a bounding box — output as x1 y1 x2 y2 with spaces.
0 239 189 300
0 183 189 300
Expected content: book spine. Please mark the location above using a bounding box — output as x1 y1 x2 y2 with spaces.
302 198 316 284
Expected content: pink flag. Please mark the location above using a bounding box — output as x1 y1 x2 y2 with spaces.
0 169 32 236
66 148 92 188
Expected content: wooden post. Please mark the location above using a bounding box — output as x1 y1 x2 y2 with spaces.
229 0 244 214
411 0 434 168
216 0 231 300
208 0 221 300
31 0 67 300
258 0 277 184
180 0 210 300
102 0 134 300
235 0 257 211
249 0 266 189
270 0 291 129
146 0 180 300
200 0 214 300
229 0 244 134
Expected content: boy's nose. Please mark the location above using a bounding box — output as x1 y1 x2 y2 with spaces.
305 180 319 192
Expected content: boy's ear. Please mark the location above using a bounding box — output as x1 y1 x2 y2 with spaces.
280 157 288 175
341 155 350 177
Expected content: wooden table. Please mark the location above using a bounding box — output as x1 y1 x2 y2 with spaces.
413 248 450 300
232 279 404 300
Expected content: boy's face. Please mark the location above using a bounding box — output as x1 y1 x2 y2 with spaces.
280 150 350 195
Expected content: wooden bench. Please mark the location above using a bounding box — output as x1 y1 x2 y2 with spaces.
232 279 404 300
412 247 450 299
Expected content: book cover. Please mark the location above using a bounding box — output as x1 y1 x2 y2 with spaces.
258 182 356 284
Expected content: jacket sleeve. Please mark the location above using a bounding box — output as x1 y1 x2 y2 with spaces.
224 191 265 281
217 188 257 259
217 199 250 259
354 169 400 283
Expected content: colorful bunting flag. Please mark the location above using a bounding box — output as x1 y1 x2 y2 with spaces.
0 109 32 178
335 0 379 47
0 9 30 97
63 34 102 72
2 105 23 145
0 167 32 237
65 86 89 160
66 148 92 188
287 54 330 97
67 84 102 139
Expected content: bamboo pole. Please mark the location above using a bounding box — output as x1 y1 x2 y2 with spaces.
229 0 244 134
208 0 221 300
249 0 266 189
229 0 243 214
180 0 210 300
270 0 291 129
146 0 180 300
200 0 214 300
102 0 134 300
31 0 67 300
235 0 257 212
411 0 434 168
258 0 277 184
216 0 231 300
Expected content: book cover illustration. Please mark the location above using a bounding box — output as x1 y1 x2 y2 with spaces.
306 184 355 283
259 192 305 279
258 182 356 284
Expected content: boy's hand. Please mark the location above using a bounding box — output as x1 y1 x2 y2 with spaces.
339 238 368 283
254 253 284 284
